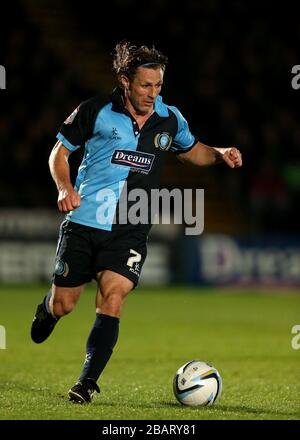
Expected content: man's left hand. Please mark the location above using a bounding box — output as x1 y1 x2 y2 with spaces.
222 147 242 168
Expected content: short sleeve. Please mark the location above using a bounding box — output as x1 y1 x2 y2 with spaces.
169 106 198 154
56 96 101 152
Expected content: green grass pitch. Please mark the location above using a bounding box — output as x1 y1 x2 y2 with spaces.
0 284 299 420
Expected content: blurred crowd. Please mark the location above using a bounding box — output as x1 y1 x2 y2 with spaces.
1 0 299 234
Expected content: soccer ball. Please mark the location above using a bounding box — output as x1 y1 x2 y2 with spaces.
173 360 222 406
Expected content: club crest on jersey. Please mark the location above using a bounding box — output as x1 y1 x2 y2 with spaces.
111 150 155 174
154 132 172 151
64 106 79 124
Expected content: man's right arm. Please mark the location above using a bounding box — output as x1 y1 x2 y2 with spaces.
49 141 81 213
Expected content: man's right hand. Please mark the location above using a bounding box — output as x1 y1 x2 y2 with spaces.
57 186 81 213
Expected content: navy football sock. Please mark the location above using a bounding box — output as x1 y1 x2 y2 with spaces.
78 313 119 383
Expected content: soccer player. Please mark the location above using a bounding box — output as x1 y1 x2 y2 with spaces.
30 41 242 404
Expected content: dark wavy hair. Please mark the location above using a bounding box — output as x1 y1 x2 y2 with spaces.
112 40 168 82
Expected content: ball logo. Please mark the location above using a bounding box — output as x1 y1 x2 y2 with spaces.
154 132 172 151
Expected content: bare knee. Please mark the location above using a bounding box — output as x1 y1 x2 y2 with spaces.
101 291 124 316
52 298 75 317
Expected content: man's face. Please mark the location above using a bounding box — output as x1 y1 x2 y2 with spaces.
124 66 164 115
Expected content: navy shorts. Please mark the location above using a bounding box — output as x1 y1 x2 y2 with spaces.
52 220 148 287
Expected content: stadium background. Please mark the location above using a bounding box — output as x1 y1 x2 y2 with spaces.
0 0 300 421
1 0 299 286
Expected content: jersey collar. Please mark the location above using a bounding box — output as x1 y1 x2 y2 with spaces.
154 95 169 117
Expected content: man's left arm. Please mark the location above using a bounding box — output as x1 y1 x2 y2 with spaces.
177 141 242 168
